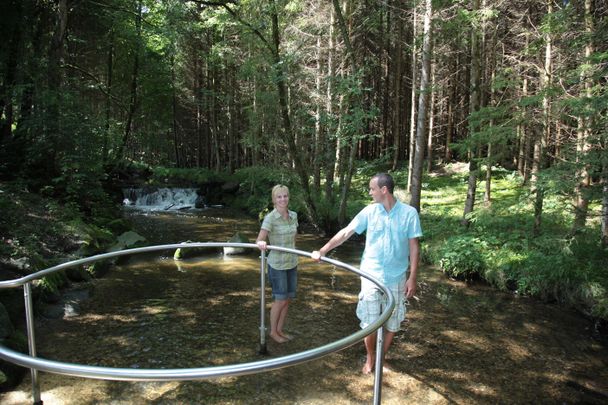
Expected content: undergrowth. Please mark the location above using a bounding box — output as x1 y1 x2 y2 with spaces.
421 164 608 321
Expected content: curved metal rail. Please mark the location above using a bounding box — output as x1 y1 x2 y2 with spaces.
0 243 395 404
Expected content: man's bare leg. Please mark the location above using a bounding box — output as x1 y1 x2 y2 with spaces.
382 331 395 371
362 334 376 374
362 330 396 374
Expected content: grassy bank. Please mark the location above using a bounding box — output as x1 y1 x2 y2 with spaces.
415 164 607 323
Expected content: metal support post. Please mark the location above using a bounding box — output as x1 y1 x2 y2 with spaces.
24 282 43 404
372 326 384 405
258 250 267 354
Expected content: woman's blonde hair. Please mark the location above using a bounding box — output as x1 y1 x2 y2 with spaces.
271 184 289 200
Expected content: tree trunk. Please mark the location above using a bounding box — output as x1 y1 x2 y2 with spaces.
270 4 318 225
324 8 336 203
532 0 553 236
426 51 435 173
0 0 22 143
332 0 358 226
462 0 482 227
116 0 142 162
531 126 544 236
601 165 608 247
445 82 453 162
484 143 492 206
46 0 68 174
572 0 594 233
409 0 432 212
102 28 114 163
338 138 358 225
484 35 497 207
407 4 417 192
171 55 180 168
313 35 323 194
391 0 403 171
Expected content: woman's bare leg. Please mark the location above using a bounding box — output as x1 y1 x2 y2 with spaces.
270 299 289 343
277 299 291 339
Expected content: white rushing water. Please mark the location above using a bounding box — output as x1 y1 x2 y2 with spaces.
122 188 200 211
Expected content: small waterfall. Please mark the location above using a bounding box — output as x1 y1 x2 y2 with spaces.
122 188 201 211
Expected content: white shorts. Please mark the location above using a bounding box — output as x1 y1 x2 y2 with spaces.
356 276 407 333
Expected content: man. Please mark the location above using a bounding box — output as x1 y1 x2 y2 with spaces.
312 173 422 374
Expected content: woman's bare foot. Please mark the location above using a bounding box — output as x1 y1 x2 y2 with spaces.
362 362 374 374
279 332 293 340
270 333 288 343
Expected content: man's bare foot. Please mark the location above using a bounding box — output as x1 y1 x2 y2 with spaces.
362 362 374 374
270 333 288 343
279 332 293 340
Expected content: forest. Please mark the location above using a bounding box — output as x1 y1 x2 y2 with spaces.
0 0 607 397
1 0 607 230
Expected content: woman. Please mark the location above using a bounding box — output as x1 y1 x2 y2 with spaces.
256 185 298 343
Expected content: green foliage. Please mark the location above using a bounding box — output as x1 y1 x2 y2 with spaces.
420 165 607 321
579 281 608 319
232 166 302 217
53 159 111 214
150 167 227 187
438 235 486 280
68 220 115 256
37 271 68 297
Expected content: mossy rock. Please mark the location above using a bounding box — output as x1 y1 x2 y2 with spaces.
109 231 147 264
223 233 250 255
0 303 14 339
173 241 220 260
66 267 93 282
0 290 24 326
105 218 132 234
85 260 113 278
109 231 147 252
0 330 28 392
36 271 69 299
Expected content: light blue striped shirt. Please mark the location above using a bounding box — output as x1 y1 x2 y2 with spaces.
350 201 422 284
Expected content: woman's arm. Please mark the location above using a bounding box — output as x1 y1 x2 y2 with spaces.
256 229 269 250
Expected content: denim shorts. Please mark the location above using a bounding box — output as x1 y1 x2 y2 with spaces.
267 264 297 300
356 276 407 333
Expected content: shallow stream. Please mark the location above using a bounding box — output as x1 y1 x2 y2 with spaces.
2 207 608 404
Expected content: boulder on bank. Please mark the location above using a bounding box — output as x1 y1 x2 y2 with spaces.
0 329 27 391
108 231 147 265
195 195 207 209
0 304 14 339
109 231 147 252
223 233 250 255
173 241 220 260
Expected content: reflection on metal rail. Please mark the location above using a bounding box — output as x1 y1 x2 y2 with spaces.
0 243 395 405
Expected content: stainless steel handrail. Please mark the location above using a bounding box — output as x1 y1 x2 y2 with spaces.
0 243 395 404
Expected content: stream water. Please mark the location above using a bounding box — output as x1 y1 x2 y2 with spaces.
2 207 608 404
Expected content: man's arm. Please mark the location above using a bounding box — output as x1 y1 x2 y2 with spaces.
311 225 356 261
404 237 420 298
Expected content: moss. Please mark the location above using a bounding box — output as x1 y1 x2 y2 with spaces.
0 330 28 391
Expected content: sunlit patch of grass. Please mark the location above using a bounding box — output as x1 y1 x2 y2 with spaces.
406 164 607 322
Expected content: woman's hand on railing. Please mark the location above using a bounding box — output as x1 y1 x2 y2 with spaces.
256 240 267 251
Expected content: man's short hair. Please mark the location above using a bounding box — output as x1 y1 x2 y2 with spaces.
373 173 394 194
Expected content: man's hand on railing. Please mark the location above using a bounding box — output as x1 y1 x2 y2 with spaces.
311 250 322 262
